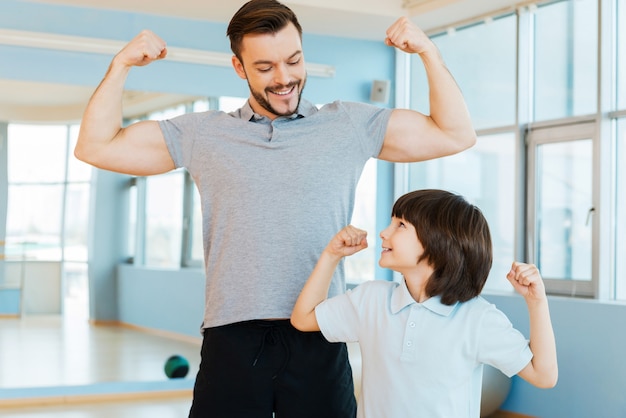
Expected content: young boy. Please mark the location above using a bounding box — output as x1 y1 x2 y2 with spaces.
291 189 558 418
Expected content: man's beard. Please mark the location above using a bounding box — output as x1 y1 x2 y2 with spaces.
248 77 306 117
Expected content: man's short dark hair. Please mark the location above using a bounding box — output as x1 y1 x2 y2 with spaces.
227 0 303 61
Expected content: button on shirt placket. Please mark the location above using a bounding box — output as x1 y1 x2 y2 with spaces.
400 305 421 362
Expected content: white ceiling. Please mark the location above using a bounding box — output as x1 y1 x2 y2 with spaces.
0 0 524 122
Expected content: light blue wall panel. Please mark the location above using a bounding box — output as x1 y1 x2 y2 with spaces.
117 264 205 338
1 0 395 104
0 289 20 315
484 293 626 418
0 122 7 293
1 1 230 48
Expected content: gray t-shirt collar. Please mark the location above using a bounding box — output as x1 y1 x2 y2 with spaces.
238 99 318 122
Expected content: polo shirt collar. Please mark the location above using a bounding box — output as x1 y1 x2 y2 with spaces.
390 279 458 317
239 99 317 122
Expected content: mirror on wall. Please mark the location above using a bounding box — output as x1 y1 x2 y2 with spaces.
0 79 203 398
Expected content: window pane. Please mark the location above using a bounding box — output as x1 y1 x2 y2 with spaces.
618 1 626 110
411 14 517 130
219 97 247 112
7 125 67 183
144 171 184 268
6 184 63 260
534 0 598 121
346 158 377 284
193 99 210 112
63 261 89 318
407 132 516 291
149 104 187 120
67 125 92 182
616 119 626 299
127 181 137 262
64 183 90 262
535 140 592 280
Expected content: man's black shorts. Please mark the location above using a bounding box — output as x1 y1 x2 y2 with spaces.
188 319 357 418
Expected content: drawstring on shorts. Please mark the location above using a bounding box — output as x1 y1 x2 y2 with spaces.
251 322 290 379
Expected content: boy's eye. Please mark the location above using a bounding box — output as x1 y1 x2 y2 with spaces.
398 221 406 228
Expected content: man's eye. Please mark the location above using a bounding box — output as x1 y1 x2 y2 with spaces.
258 67 271 72
288 59 300 65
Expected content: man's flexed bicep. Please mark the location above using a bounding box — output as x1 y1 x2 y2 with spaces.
377 17 476 163
75 119 175 176
377 108 472 163
74 30 175 176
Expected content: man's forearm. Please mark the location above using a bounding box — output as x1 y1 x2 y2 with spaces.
79 61 130 144
420 47 475 148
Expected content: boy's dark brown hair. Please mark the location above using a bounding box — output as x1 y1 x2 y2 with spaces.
391 189 493 305
227 0 303 61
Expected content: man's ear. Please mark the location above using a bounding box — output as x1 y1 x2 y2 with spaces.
232 56 247 80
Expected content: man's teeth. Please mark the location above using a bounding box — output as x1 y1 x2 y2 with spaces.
271 86 294 95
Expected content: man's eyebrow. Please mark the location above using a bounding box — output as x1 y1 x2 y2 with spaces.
252 51 302 66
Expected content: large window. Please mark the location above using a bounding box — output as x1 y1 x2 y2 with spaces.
5 123 91 315
346 158 377 284
616 0 625 110
7 125 91 261
144 170 184 268
403 0 624 299
527 124 594 296
65 126 91 264
411 13 517 130
6 125 67 261
134 104 188 269
409 13 518 292
406 133 516 291
533 0 598 121
616 118 626 299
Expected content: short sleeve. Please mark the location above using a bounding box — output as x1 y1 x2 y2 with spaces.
315 290 361 343
159 118 185 168
324 101 392 159
477 306 533 377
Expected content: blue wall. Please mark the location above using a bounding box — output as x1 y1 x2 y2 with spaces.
0 0 395 104
0 289 20 314
118 265 205 337
484 293 626 418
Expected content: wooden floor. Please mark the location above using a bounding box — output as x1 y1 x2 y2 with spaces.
0 312 200 417
0 312 524 418
0 396 193 418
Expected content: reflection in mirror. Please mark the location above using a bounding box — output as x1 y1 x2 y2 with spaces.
0 89 202 401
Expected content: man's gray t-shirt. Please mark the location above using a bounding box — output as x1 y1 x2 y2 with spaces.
159 99 392 328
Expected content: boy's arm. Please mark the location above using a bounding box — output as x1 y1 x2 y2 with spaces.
507 262 558 388
290 226 367 332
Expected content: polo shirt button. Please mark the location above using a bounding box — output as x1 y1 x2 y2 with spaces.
409 322 416 328
406 341 413 347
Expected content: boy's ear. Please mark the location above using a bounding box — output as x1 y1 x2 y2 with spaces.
232 56 247 80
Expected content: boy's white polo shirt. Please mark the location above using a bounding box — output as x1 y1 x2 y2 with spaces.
315 279 532 418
